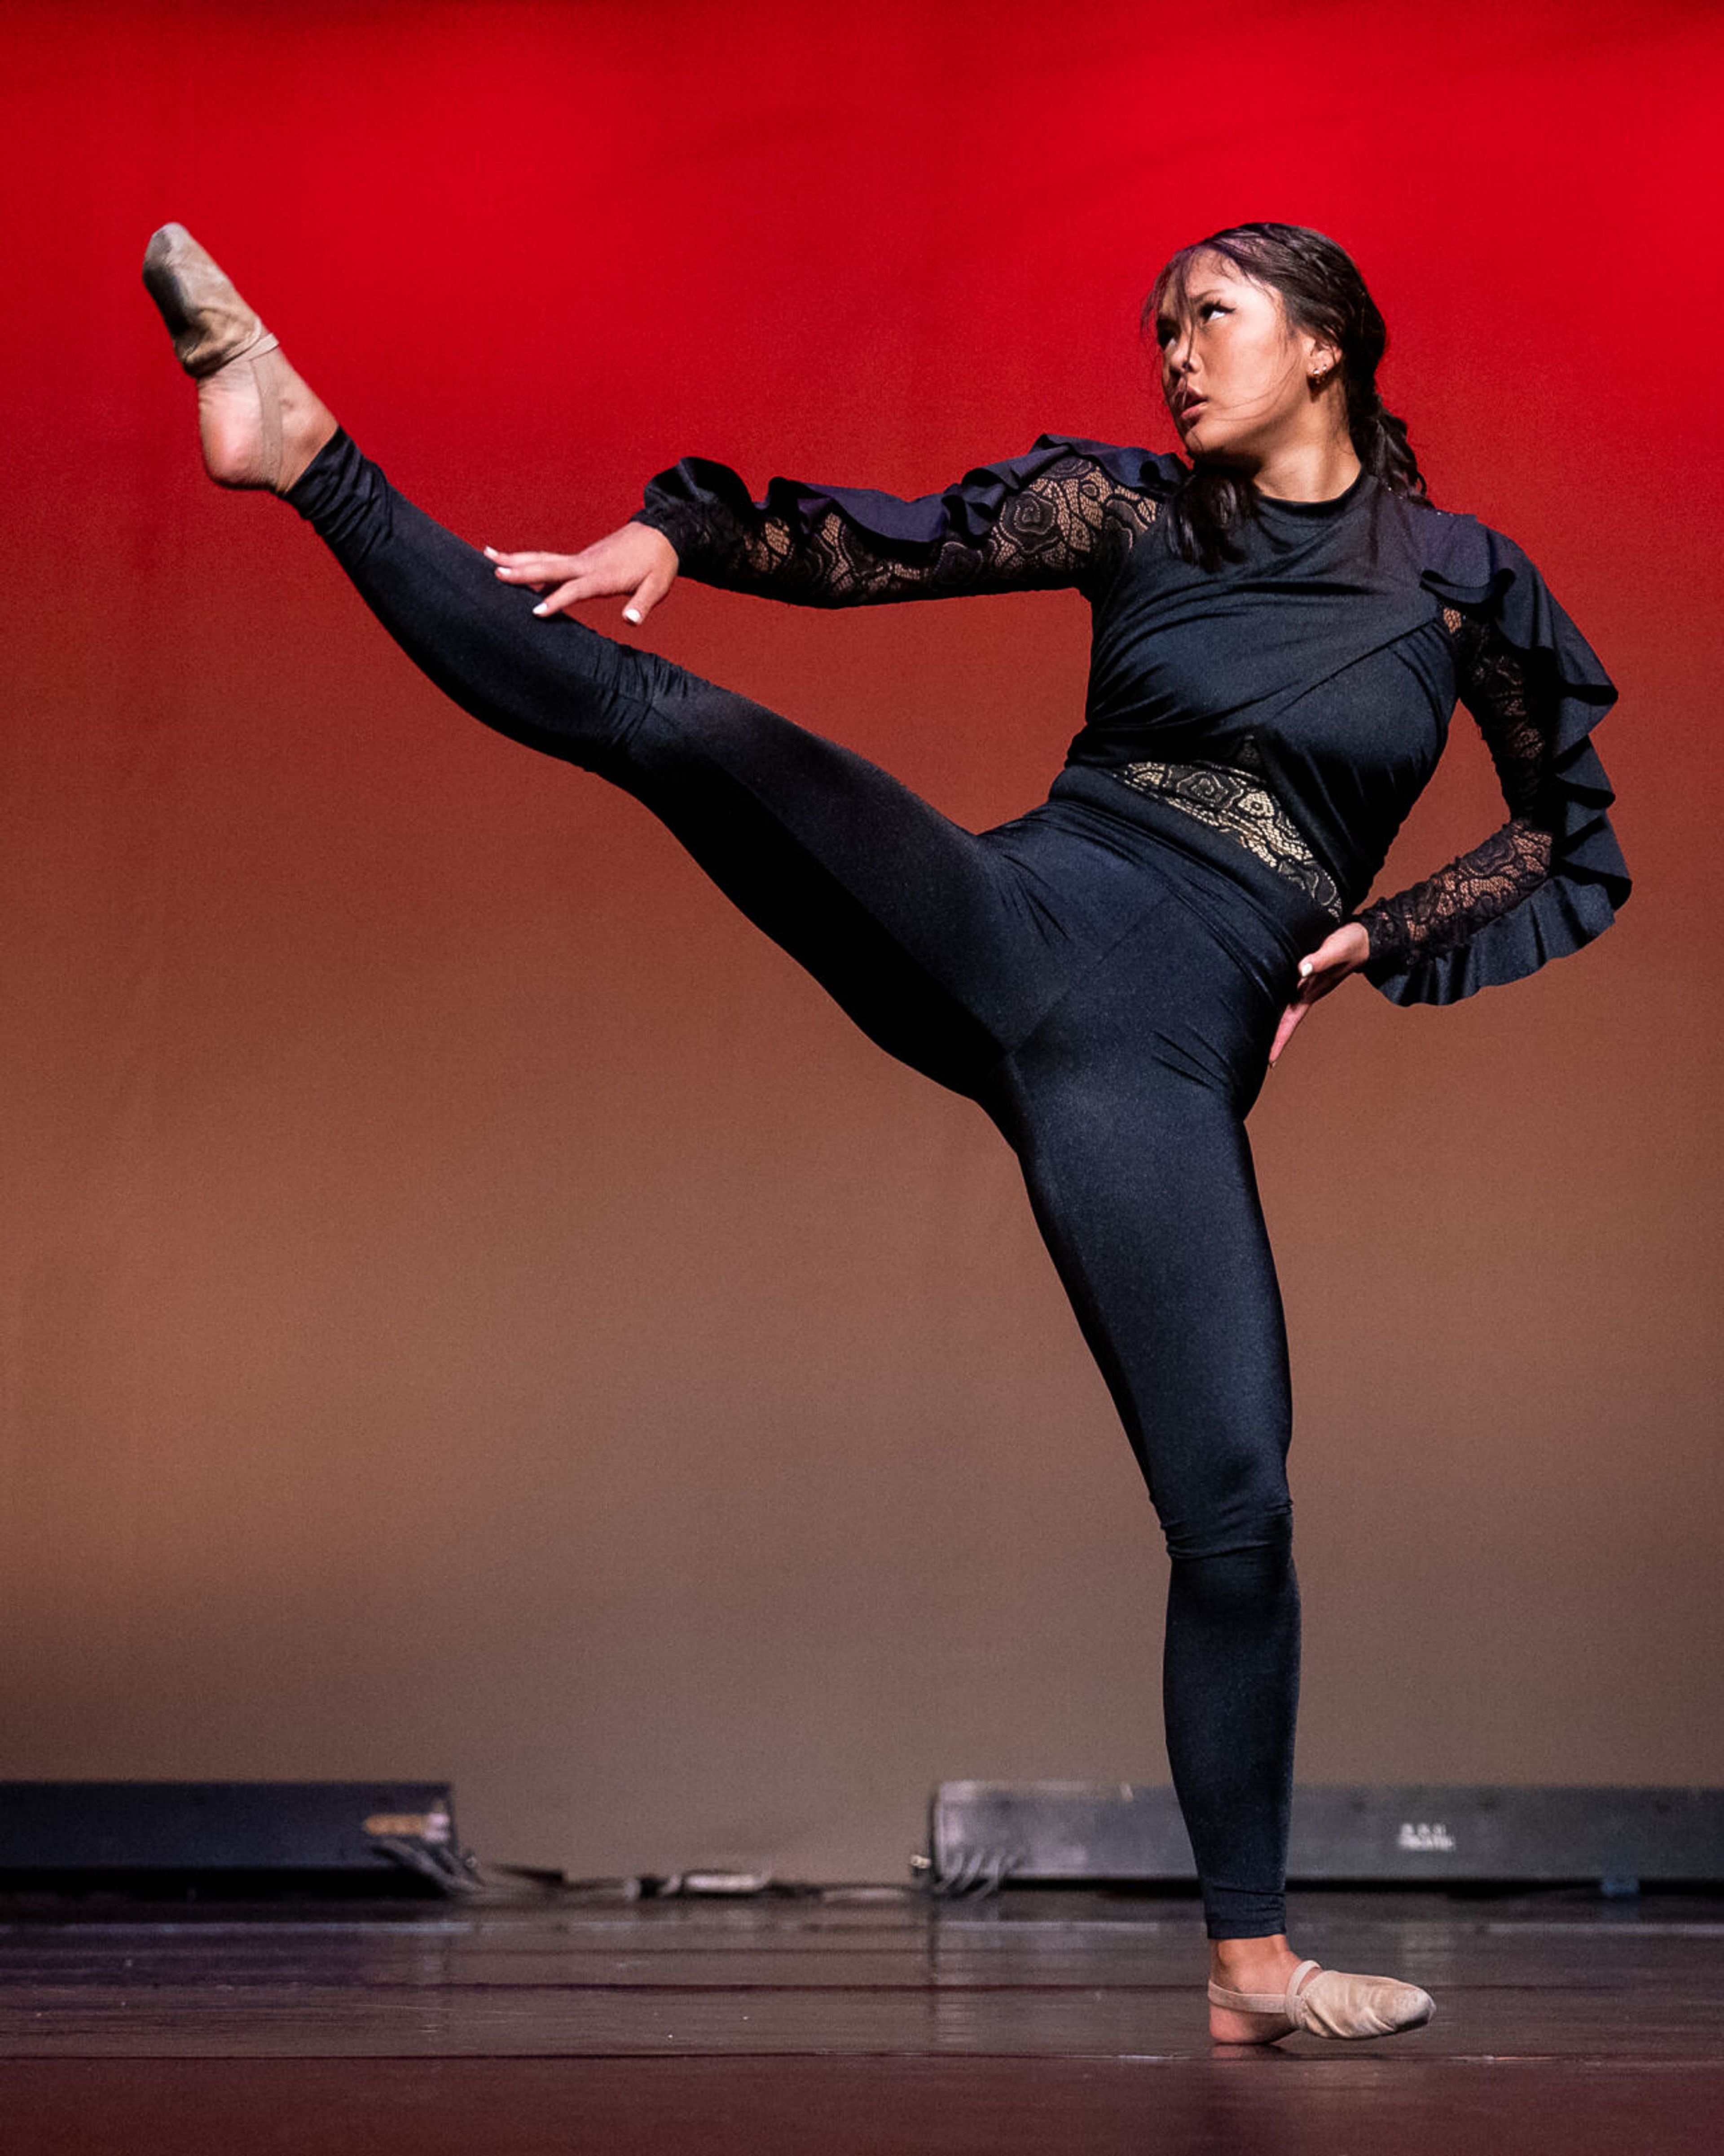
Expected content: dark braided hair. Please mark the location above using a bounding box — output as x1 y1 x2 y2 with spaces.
1141 222 1432 571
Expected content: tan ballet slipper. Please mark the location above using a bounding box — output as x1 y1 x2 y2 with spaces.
1208 1956 1436 2041
141 222 335 494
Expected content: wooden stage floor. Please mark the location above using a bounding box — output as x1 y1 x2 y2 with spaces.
0 1884 1719 2152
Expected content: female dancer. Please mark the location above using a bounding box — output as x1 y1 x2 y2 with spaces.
141 219 1627 2044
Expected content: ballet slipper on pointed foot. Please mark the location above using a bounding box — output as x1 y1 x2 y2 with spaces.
141 222 337 494
1208 1958 1435 2042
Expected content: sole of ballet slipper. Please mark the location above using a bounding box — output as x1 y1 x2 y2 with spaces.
142 223 277 379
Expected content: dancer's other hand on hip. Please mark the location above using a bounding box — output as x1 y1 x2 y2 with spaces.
1268 921 1369 1067
484 523 680 627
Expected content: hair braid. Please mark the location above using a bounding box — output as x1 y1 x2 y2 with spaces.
1351 382 1424 495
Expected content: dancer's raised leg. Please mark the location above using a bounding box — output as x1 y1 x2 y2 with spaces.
138 225 1120 1097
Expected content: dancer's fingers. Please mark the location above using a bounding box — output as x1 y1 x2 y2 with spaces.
531 578 589 618
489 528 678 622
1267 999 1308 1067
620 565 676 625
487 547 580 585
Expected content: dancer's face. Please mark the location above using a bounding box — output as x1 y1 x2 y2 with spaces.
1153 250 1339 467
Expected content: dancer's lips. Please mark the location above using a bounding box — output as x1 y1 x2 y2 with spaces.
1175 394 1207 420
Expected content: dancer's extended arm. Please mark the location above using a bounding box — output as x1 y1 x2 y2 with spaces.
625 443 1164 607
489 435 1173 625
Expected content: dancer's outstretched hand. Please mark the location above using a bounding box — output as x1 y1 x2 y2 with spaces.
1268 921 1371 1068
484 522 680 626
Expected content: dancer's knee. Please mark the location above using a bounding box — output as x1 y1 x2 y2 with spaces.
1165 1511 1296 1631
1161 1498 1293 1570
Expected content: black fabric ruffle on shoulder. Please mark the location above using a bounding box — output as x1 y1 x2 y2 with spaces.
1363 515 1631 1007
641 434 1186 557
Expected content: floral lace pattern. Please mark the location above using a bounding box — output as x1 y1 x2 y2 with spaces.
1349 612 1558 970
1109 742 1343 918
636 454 1158 605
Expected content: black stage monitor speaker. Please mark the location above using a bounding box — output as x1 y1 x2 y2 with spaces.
927 1781 1724 1895
0 1781 474 1898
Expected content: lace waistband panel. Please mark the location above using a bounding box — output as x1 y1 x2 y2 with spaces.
1100 750 1344 921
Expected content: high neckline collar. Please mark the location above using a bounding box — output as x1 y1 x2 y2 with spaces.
1253 464 1372 518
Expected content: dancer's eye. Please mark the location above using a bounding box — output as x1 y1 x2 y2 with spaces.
1155 302 1227 348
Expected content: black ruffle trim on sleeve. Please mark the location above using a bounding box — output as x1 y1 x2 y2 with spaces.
1362 518 1631 1007
636 434 1185 561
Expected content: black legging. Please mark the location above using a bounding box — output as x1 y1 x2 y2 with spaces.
289 427 1341 1940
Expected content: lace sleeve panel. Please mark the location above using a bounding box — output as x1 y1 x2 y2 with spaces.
629 451 1159 608
1352 610 1562 974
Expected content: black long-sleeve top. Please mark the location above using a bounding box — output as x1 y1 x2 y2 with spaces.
630 435 1629 1004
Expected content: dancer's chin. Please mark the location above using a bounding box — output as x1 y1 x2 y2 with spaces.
1179 424 1245 469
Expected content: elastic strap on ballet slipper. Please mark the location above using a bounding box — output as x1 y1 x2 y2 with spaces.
188 320 280 379
1206 1956 1320 2018
199 325 288 488
255 345 284 490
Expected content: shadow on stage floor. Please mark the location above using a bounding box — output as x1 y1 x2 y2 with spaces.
0 1883 1717 2151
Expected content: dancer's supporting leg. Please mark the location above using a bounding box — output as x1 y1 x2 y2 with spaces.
983 891 1307 2033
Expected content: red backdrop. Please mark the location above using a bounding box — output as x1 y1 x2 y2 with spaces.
0 0 1715 1878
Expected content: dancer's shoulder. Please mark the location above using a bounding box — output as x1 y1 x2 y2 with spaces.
999 434 1187 501
1384 490 1552 593
1393 496 1603 672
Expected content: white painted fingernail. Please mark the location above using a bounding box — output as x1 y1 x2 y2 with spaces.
622 607 642 624
532 603 548 616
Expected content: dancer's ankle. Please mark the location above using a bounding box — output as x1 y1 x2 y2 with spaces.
195 344 338 495
1210 1932 1300 1981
